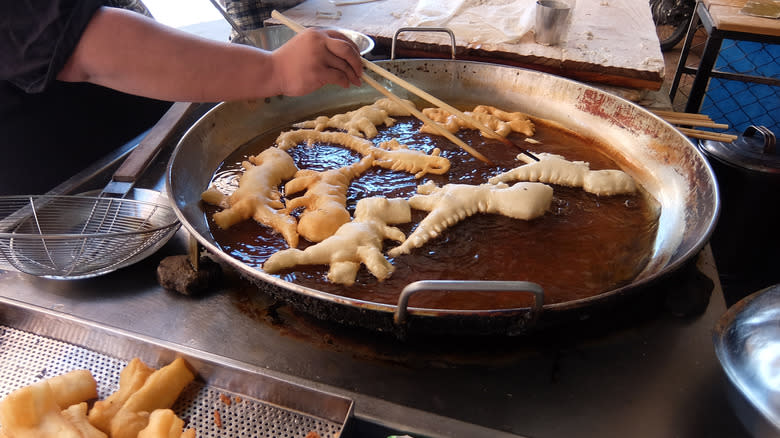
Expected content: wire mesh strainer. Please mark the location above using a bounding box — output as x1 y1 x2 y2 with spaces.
0 191 179 279
0 102 194 279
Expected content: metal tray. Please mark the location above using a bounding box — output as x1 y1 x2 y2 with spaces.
0 304 353 437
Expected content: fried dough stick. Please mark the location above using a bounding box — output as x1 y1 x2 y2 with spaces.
137 409 196 438
388 181 553 257
419 105 535 138
0 378 104 438
108 357 195 438
285 155 375 242
62 403 107 438
264 197 411 285
47 369 99 410
374 139 449 179
201 147 300 247
473 105 536 137
275 129 450 178
88 358 154 433
293 97 415 138
488 152 637 196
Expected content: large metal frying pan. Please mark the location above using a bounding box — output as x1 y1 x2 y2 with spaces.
166 60 719 336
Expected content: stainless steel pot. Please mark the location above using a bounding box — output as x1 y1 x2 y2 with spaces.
246 25 374 56
166 60 720 336
699 126 779 280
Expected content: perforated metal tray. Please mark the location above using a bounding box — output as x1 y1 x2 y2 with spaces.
0 323 352 437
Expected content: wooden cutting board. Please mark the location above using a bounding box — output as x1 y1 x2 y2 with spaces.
269 0 666 90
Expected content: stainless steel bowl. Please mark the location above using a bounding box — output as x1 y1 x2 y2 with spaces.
247 25 374 56
714 283 780 437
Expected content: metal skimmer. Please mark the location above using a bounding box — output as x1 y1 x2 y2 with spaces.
0 102 193 279
0 192 179 279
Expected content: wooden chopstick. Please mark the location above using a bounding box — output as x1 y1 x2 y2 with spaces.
651 109 728 128
357 44 540 160
361 75 493 164
659 117 730 129
360 61 498 138
362 54 540 160
649 110 735 142
676 127 738 142
270 10 494 164
650 109 713 121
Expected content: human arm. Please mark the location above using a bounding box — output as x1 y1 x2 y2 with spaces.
57 6 363 101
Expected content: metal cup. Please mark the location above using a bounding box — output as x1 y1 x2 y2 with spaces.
535 0 571 46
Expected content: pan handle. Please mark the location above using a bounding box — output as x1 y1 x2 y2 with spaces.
112 102 198 183
391 27 456 60
393 280 544 326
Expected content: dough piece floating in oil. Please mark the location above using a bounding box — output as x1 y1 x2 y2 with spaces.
275 129 449 178
374 139 448 179
488 151 637 196
263 197 411 286
420 104 535 138
472 105 535 136
388 181 553 257
201 147 300 247
285 155 375 243
292 97 416 138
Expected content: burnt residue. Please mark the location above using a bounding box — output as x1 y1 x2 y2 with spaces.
225 261 704 369
576 88 652 136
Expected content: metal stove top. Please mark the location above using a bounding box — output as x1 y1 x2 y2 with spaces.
0 119 752 438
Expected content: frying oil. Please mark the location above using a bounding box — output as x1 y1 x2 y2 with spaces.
204 114 659 310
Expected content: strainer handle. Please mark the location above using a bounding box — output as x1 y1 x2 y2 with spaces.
113 102 197 183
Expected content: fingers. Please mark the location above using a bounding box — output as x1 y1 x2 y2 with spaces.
322 32 363 87
324 48 361 87
275 28 362 95
324 29 360 52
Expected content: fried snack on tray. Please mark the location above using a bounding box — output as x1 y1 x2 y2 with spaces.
201 147 300 247
388 181 553 257
275 130 449 179
419 105 535 138
88 358 155 433
0 381 91 438
488 152 637 196
62 403 107 438
263 197 411 285
292 97 415 138
46 369 99 410
0 358 195 438
137 409 195 438
285 155 375 243
0 370 106 438
107 358 195 438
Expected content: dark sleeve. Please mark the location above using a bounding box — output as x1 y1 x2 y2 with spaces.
0 0 104 93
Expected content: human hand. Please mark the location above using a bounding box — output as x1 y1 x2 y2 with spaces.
271 28 363 96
